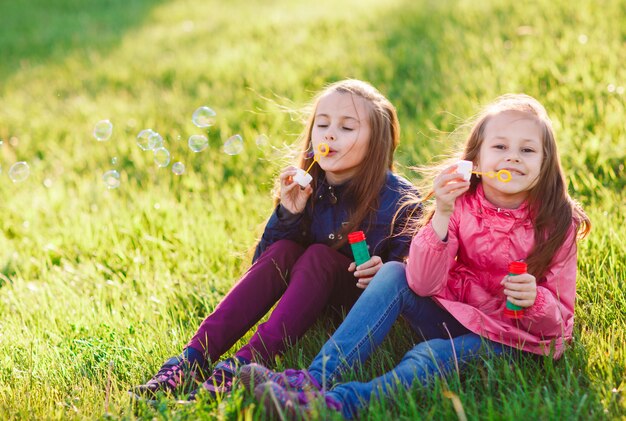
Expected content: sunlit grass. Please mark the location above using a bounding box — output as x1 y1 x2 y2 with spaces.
0 0 624 419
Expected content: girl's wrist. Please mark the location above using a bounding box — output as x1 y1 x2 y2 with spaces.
277 204 302 221
431 211 451 241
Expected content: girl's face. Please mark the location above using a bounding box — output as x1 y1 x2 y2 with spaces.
311 91 371 185
477 110 544 209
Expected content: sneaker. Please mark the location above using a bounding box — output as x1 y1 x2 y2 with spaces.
130 355 199 400
254 381 342 420
186 357 246 401
239 363 322 392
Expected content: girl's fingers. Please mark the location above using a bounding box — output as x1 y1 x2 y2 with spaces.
353 256 382 275
279 167 298 182
503 288 535 299
356 277 372 289
506 297 535 308
354 267 379 278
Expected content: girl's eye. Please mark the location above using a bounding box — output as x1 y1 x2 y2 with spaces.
316 124 329 128
493 144 506 150
522 148 535 153
342 127 354 131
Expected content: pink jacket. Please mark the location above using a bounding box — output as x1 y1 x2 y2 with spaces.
407 184 578 359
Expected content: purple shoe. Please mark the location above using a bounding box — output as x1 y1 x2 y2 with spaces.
130 355 198 399
186 357 242 401
254 381 342 420
239 363 322 392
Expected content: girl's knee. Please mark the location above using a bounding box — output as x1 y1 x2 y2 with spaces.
296 243 347 268
369 261 408 290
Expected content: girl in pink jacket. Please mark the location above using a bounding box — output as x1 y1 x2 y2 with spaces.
242 94 591 419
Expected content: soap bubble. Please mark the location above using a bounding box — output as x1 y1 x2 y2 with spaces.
154 147 170 167
149 132 164 149
255 134 269 149
192 106 217 128
8 162 30 182
94 120 113 141
188 134 209 152
224 134 244 155
172 162 185 175
137 129 156 150
111 157 118 165
103 170 120 189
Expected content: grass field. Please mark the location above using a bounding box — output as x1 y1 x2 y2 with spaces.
1 0 624 419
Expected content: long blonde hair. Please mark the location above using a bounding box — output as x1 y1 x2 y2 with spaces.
274 79 400 248
411 94 590 279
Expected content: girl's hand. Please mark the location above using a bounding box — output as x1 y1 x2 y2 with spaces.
348 255 383 289
279 166 313 214
501 273 537 308
433 164 471 217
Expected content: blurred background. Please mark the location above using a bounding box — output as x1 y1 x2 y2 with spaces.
0 0 624 419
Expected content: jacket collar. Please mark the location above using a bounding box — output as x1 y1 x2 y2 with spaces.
472 184 530 220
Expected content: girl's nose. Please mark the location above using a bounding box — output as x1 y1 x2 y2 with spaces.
324 132 336 141
505 153 521 163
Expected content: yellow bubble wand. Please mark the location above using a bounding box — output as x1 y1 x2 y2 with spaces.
471 169 512 183
304 143 330 174
293 143 331 188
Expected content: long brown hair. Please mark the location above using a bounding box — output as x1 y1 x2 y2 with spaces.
274 79 400 248
415 94 590 279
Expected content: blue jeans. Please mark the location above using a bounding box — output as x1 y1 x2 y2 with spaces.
307 261 512 419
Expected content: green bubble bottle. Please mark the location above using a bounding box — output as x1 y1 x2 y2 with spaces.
503 261 527 319
348 231 370 266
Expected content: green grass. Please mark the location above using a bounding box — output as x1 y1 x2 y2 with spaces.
0 0 624 419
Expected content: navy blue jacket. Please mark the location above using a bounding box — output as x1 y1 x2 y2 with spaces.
253 171 420 263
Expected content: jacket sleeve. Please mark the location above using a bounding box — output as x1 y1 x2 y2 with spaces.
385 203 422 263
252 205 309 262
406 213 460 296
519 226 578 339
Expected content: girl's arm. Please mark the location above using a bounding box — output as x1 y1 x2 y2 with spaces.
253 166 313 262
406 214 460 296
407 165 468 296
519 226 578 338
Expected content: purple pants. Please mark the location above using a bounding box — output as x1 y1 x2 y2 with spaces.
186 240 362 363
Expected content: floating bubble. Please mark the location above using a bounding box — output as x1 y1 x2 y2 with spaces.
103 170 120 189
111 157 118 165
255 134 269 149
304 148 315 159
94 120 113 141
172 162 185 175
149 132 164 149
137 129 156 150
8 162 30 182
224 134 244 155
188 134 209 152
154 147 171 167
192 106 217 128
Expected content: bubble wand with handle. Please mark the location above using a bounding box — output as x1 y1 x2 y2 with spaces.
421 160 512 202
293 143 330 187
